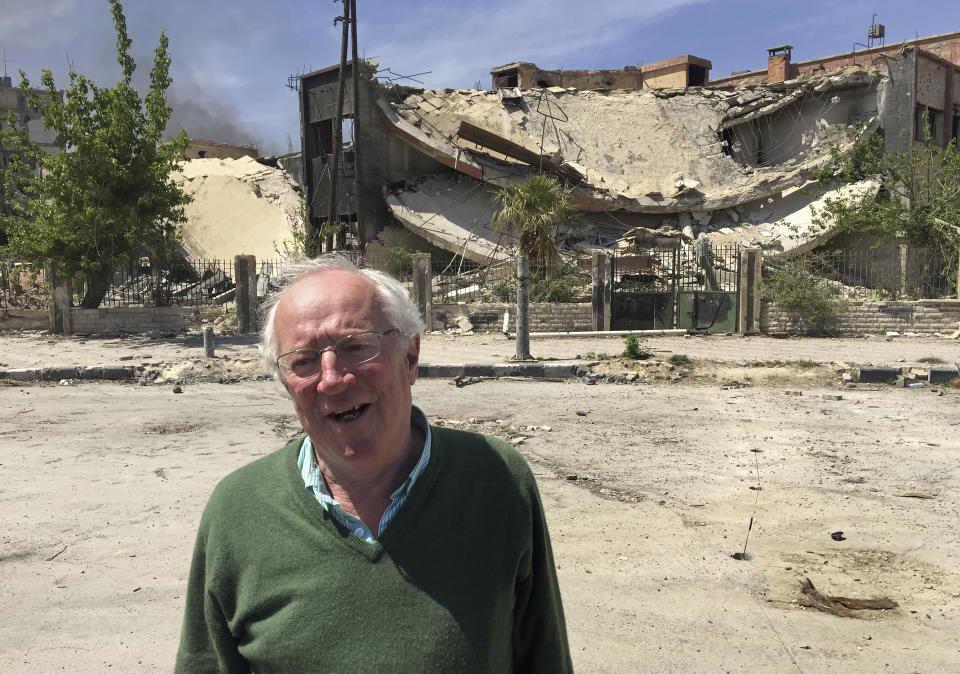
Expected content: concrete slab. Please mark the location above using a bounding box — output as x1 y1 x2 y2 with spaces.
928 367 959 384
857 366 898 383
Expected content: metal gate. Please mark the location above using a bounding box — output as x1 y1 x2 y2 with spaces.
612 243 740 332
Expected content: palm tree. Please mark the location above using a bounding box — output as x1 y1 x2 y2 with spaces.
492 174 581 276
492 174 582 359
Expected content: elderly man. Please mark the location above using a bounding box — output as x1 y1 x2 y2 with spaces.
175 255 572 672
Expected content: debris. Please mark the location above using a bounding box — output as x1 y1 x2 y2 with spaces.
895 492 935 500
453 375 482 388
784 390 802 396
456 316 474 333
799 577 897 617
45 545 68 562
172 386 183 394
830 531 846 541
822 394 843 400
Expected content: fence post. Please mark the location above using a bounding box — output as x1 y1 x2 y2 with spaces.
515 255 532 360
44 259 72 335
956 249 959 300
898 244 910 299
234 255 258 333
412 253 433 332
738 248 763 334
591 252 611 331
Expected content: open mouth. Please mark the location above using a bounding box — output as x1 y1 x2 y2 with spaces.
330 404 369 423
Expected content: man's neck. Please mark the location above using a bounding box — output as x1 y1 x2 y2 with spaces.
316 425 426 535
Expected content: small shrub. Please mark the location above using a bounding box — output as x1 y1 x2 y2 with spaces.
668 354 692 366
491 278 517 302
795 359 820 368
387 247 415 278
623 334 651 360
531 277 578 303
918 356 946 364
762 256 848 335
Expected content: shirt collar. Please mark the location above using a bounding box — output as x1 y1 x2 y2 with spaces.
297 406 433 502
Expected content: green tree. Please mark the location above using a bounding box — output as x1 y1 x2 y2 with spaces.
0 0 191 308
812 121 960 276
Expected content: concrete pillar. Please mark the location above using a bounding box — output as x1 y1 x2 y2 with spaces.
591 252 612 331
738 248 763 334
412 253 433 332
45 260 72 335
234 255 258 333
898 244 910 298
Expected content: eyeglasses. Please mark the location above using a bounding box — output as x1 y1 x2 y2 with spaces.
276 329 399 381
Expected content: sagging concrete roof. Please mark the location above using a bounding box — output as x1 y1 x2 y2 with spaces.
374 63 884 258
381 66 879 214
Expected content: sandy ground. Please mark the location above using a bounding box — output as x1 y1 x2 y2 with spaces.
1 333 959 672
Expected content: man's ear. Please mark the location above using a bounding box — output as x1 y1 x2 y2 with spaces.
406 333 420 383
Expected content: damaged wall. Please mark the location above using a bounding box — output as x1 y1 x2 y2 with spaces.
299 39 954 265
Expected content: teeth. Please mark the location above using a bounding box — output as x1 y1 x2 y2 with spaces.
333 405 364 421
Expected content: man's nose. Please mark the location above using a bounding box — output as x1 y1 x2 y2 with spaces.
315 349 355 394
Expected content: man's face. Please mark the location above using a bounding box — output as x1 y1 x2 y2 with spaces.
273 269 420 476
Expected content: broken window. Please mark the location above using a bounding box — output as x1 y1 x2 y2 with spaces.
496 69 519 89
687 65 707 86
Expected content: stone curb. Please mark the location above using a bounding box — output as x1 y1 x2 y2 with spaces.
416 362 579 379
0 366 136 382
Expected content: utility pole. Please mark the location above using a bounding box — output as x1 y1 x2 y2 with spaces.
350 0 365 254
325 0 350 251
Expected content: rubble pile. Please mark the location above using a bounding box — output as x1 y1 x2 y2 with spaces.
175 157 304 263
378 64 884 261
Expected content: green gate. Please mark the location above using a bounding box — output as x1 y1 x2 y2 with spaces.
612 243 740 332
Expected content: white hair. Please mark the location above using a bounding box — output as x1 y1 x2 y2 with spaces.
259 253 426 378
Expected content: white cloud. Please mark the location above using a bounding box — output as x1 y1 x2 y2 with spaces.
362 0 707 87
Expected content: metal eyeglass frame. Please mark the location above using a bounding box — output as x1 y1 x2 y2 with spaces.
276 328 399 380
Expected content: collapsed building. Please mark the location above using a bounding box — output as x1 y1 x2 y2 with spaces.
298 30 960 266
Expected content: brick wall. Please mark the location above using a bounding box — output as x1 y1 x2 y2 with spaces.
433 303 593 333
69 307 197 335
761 299 960 335
0 310 48 332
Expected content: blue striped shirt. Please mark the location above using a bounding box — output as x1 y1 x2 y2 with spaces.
297 407 432 542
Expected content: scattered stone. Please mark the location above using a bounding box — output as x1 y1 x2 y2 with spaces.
575 410 588 417
784 390 802 396
822 394 843 401
172 386 183 394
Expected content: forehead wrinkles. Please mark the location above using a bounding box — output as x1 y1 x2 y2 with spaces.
277 272 385 348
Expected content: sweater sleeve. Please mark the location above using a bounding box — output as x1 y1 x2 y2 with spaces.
174 516 250 674
511 471 574 673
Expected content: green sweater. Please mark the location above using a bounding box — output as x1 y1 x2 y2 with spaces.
175 426 572 673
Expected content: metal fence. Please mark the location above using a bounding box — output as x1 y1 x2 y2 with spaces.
612 243 741 292
364 252 592 304
766 247 958 300
1 260 49 311
90 258 287 308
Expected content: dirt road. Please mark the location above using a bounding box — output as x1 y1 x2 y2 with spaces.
1 334 959 671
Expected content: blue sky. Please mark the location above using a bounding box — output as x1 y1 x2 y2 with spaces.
2 0 957 155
